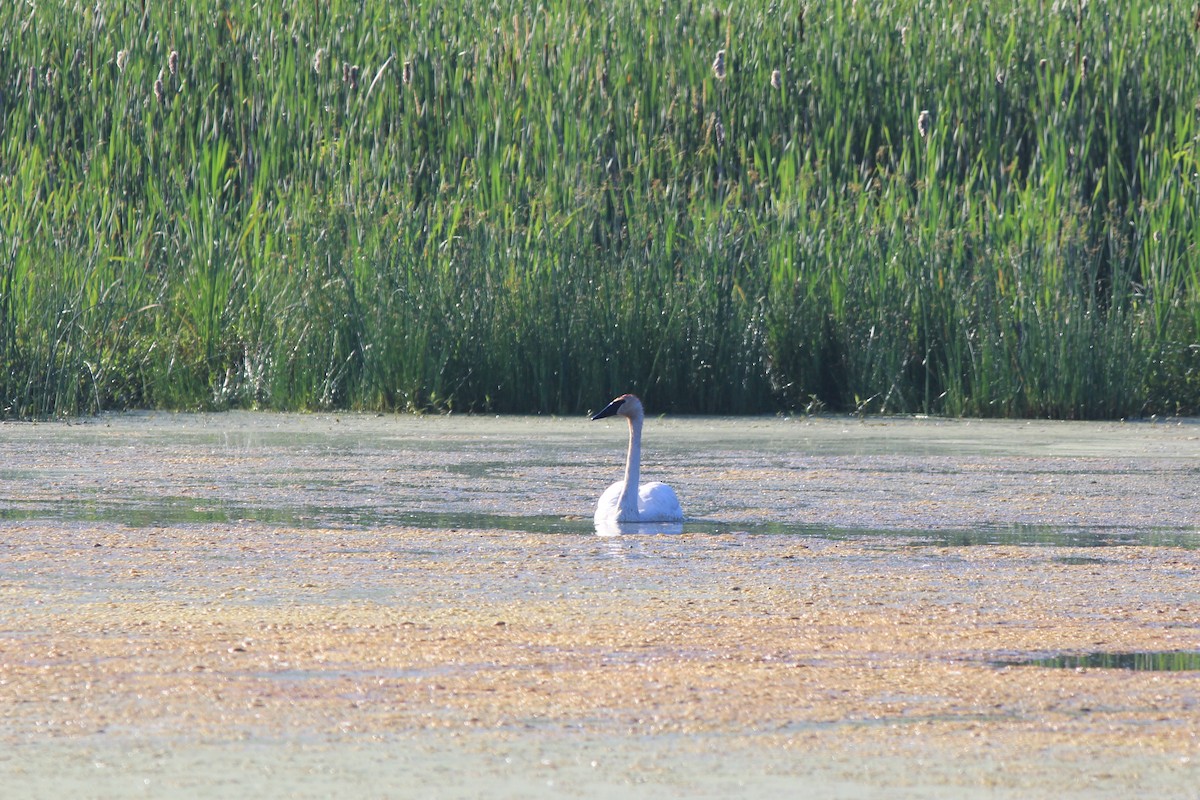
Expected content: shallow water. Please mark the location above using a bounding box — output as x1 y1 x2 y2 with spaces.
2 411 1198 543
2 411 1200 798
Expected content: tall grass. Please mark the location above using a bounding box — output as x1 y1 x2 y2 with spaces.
1 1 1199 417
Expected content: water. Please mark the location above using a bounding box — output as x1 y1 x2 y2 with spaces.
3 411 1200 799
2 411 1198 545
996 651 1200 671
3 499 1193 548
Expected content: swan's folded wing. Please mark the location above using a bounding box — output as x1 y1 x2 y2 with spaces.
638 481 684 522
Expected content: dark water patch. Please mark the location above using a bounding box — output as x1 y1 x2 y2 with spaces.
0 498 366 528
3 496 1196 549
920 524 1199 549
995 651 1200 672
390 511 583 534
694 520 1199 549
0 502 587 535
1053 555 1111 565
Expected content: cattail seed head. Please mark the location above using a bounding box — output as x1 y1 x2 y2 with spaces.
154 77 164 103
402 60 412 85
770 69 781 89
168 50 179 76
713 115 726 148
712 49 726 80
917 109 931 138
116 49 128 73
313 48 324 73
344 63 359 89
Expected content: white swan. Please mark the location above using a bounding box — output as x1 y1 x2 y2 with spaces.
591 394 684 526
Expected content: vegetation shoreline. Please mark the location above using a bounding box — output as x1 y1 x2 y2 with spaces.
3 2 1199 418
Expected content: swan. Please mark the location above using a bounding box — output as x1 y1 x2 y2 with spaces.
591 394 684 525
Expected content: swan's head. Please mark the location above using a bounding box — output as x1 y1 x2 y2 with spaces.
591 393 644 421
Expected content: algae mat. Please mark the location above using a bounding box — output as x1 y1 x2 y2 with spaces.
1 412 1199 798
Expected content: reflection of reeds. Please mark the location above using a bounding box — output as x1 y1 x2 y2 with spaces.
0 0 1197 418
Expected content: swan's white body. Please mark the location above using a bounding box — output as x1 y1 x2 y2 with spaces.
591 394 684 525
594 479 683 523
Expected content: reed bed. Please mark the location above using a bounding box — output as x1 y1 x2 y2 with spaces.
2 1 1199 417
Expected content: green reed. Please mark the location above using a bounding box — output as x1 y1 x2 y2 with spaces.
1 1 1198 417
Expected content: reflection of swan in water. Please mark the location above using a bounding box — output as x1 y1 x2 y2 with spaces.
594 518 683 537
591 394 684 534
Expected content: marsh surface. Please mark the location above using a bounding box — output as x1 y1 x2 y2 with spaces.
2 413 1199 798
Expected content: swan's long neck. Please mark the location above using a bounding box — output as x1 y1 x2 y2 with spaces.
618 414 643 517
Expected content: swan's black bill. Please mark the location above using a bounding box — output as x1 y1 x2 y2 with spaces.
591 397 625 420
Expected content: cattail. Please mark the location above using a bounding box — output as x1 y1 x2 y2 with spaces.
313 47 324 73
1080 54 1089 78
168 49 179 76
1038 58 1048 72
154 77 164 103
714 115 726 148
345 64 360 89
917 109 931 138
402 60 412 85
770 69 781 89
712 49 726 80
116 49 128 73
995 70 1005 86
44 67 55 86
